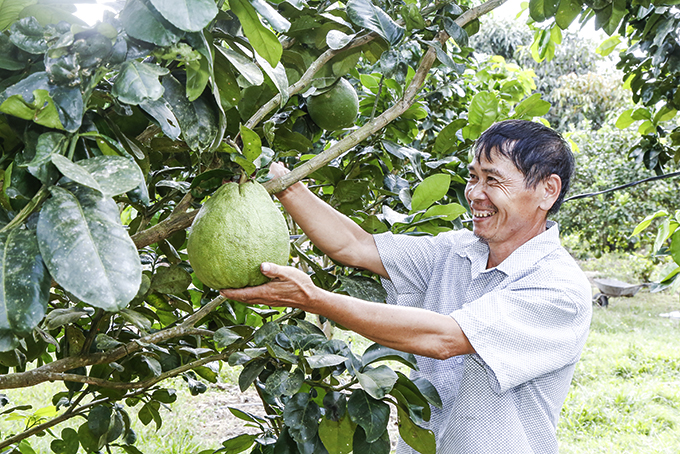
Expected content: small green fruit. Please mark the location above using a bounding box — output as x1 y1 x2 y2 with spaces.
187 181 290 289
307 78 359 130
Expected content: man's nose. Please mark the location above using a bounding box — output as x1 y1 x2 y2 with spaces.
466 181 485 200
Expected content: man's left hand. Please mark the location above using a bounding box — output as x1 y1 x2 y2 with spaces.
220 263 318 310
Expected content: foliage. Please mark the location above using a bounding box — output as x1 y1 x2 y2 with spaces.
0 0 557 453
555 124 680 256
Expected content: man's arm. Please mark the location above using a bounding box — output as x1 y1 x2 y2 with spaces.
221 263 475 359
270 163 387 278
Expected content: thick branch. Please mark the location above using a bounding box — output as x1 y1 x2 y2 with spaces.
0 296 226 390
131 191 196 249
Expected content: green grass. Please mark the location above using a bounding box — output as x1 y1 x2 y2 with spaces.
557 288 680 453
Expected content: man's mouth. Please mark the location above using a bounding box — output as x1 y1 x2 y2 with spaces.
472 209 496 218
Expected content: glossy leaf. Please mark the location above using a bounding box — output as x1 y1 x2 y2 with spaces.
51 154 102 193
351 425 390 454
337 275 387 303
318 415 354 454
26 132 65 184
216 45 264 86
512 93 551 120
306 354 348 369
139 99 182 140
250 0 290 33
347 0 405 46
361 343 418 371
230 0 282 68
162 74 220 151
347 389 389 443
240 124 263 162
148 0 218 32
395 405 436 454
112 61 169 106
119 0 184 46
356 365 398 399
283 393 321 444
529 0 560 22
555 0 582 29
76 155 145 197
410 173 451 213
0 228 50 351
37 185 142 312
219 433 256 454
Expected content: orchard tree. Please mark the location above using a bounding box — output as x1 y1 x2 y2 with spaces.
0 0 556 453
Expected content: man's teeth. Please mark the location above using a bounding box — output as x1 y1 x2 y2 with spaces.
473 211 495 218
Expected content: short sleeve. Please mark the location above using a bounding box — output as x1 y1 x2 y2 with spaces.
450 283 591 393
373 232 443 294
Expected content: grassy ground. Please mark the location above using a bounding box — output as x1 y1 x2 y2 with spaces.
3 257 680 453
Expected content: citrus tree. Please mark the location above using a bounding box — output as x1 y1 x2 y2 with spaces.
0 0 559 453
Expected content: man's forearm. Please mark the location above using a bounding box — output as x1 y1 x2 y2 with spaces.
276 181 388 277
310 289 474 360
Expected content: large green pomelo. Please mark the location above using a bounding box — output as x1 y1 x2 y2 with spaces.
187 181 290 289
307 77 359 130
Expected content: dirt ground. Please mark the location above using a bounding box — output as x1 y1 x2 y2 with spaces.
188 381 401 451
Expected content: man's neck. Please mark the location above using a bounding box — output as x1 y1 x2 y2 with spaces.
485 220 549 269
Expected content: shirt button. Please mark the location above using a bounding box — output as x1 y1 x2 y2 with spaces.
456 358 463 364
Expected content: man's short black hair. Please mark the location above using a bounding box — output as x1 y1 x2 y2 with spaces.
474 119 575 215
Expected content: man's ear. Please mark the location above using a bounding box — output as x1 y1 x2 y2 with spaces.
539 174 561 211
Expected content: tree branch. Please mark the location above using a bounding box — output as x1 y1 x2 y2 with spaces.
263 0 505 194
0 296 227 390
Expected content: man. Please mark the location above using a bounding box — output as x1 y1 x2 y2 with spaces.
221 119 592 453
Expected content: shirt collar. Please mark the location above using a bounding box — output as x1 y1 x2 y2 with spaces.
458 221 562 277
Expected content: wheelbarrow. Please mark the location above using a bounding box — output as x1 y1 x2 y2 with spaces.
592 278 645 307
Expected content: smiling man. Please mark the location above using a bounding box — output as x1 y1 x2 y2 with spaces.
221 120 592 453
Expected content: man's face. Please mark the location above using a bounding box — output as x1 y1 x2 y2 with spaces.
465 150 550 250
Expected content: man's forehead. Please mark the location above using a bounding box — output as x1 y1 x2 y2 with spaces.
468 152 519 176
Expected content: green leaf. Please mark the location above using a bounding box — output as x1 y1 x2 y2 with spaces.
265 368 304 397
283 392 322 444
255 52 289 107
306 354 348 369
76 155 145 197
250 0 291 32
9 17 46 54
214 327 242 349
351 425 390 454
347 389 389 443
529 0 560 22
337 275 386 303
50 154 102 193
112 61 169 106
216 45 264 86
424 203 467 222
162 74 220 152
318 416 355 454
37 185 142 312
615 109 635 129
442 17 468 48
361 343 418 371
139 99 182 140
631 210 668 237
88 405 112 437
347 0 405 46
219 433 257 454
27 132 65 184
596 34 621 56
669 230 680 266
230 0 282 67
0 83 63 130
148 0 218 32
410 173 451 213
434 119 467 155
554 0 582 29
239 124 263 162
238 357 268 392
512 93 551 119
0 228 50 351
50 428 79 454
151 265 192 294
355 365 398 399
119 0 184 46
467 91 499 130
395 405 436 454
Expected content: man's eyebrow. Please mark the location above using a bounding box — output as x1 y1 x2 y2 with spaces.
467 164 505 178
